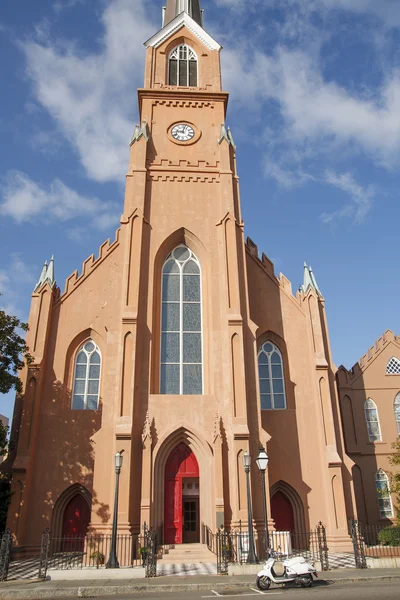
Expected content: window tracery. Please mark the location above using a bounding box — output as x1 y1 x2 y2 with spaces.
376 469 393 518
386 357 400 375
168 44 198 87
72 341 101 410
364 398 382 442
160 245 203 395
258 341 286 410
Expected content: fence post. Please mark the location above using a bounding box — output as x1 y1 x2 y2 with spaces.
38 528 51 580
349 519 367 569
0 529 13 581
143 525 158 578
317 522 329 571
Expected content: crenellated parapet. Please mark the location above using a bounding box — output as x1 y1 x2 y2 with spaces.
338 330 400 383
56 228 120 304
245 237 298 301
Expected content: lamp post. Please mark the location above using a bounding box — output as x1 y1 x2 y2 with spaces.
243 451 258 563
106 450 124 569
256 446 270 559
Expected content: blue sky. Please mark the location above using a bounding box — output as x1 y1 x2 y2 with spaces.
1 0 400 423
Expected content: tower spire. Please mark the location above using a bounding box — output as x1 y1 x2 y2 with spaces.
164 0 203 27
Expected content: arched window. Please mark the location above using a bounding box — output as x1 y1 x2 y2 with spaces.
168 44 198 87
386 357 400 375
161 245 202 395
376 469 393 518
364 398 382 442
258 341 286 410
72 341 101 410
394 393 400 435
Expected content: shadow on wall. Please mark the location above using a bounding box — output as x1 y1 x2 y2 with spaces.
337 360 384 528
7 372 111 545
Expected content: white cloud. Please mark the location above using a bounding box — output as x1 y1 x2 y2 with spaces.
0 254 36 318
0 171 119 231
224 44 400 171
315 0 400 27
321 170 375 224
21 0 154 183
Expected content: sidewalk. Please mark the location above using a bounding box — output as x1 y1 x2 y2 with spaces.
0 568 400 599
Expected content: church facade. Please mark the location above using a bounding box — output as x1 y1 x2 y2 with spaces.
5 1 400 552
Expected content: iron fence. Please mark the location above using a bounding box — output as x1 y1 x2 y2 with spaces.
216 524 329 574
349 519 400 567
47 533 144 570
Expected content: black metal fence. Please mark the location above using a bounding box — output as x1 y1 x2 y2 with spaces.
216 523 330 574
349 519 400 568
0 527 159 581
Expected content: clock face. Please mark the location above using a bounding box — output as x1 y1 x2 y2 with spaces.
171 124 195 142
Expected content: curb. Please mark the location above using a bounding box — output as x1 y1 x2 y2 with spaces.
2 575 400 599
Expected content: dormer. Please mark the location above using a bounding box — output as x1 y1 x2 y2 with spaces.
143 4 222 92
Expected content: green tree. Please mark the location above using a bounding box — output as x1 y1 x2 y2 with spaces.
389 437 400 525
0 306 32 394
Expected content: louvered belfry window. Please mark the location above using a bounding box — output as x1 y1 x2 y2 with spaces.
169 44 198 87
160 245 203 395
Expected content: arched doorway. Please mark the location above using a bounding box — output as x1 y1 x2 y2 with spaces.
271 491 295 532
62 494 91 538
164 443 200 544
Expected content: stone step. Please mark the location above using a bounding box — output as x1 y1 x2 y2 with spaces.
158 543 216 564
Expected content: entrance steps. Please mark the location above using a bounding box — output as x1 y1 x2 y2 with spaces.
158 543 216 564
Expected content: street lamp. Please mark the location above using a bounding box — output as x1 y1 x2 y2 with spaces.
106 450 124 569
256 446 270 559
243 451 258 563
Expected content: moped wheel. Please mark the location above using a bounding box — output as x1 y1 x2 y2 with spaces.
299 574 313 588
256 576 271 590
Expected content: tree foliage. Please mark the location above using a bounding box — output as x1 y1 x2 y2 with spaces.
0 306 33 394
389 437 400 525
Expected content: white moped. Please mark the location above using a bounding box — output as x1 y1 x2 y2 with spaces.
256 551 318 590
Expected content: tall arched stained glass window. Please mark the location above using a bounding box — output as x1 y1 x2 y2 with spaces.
168 44 198 87
72 341 101 410
161 245 202 395
394 393 400 435
364 398 382 442
258 341 286 410
376 469 393 518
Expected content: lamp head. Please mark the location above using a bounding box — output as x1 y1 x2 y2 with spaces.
243 450 251 471
256 446 269 472
115 451 124 471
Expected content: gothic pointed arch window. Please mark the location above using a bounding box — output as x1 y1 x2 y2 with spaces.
72 341 101 410
364 398 382 442
168 44 198 87
161 245 203 395
376 469 393 518
394 393 400 435
258 341 286 410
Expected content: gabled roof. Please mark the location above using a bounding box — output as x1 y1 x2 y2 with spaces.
337 330 400 383
144 11 221 52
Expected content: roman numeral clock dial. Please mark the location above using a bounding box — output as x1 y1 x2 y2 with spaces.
171 123 195 141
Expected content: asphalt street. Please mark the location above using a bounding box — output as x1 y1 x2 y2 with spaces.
60 580 400 600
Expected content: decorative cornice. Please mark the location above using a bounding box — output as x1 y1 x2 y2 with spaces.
145 12 221 52
148 173 219 183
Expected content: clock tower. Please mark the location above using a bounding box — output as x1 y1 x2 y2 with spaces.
119 0 262 536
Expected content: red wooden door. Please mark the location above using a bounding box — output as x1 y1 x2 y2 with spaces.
62 494 90 539
164 443 199 544
271 491 295 532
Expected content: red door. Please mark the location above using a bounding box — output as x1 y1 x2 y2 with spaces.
271 491 295 532
164 443 199 544
62 494 90 550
